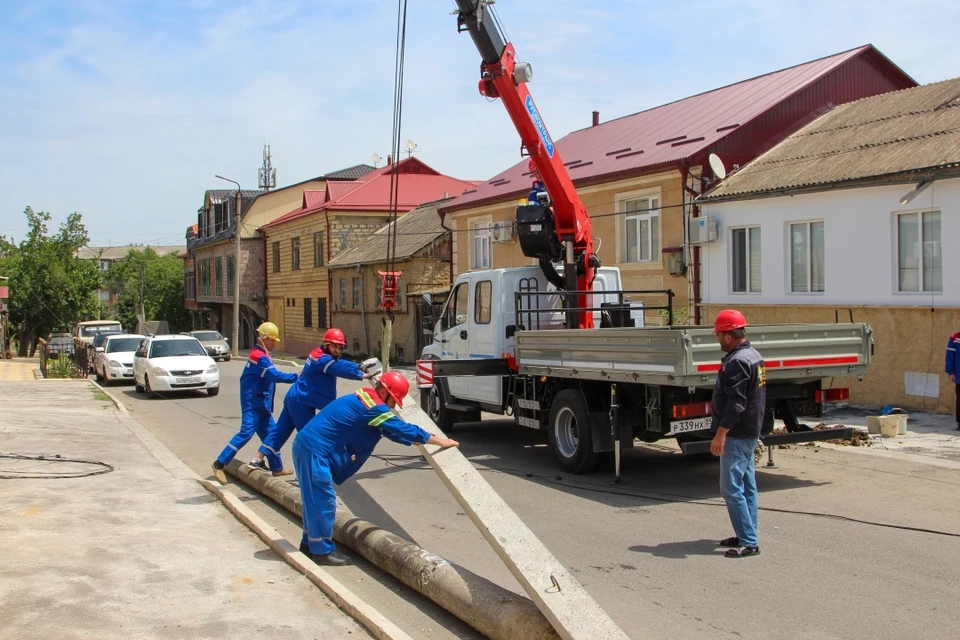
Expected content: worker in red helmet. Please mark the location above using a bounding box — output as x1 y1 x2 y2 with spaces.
293 370 458 565
253 328 377 474
709 309 767 558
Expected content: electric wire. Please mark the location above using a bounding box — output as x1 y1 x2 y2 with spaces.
0 452 114 480
369 453 960 540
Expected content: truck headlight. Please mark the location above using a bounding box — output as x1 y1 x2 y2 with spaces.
152 367 170 377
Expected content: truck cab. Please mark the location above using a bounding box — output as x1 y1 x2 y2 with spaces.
421 266 625 421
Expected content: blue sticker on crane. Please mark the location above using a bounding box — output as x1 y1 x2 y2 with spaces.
525 95 555 158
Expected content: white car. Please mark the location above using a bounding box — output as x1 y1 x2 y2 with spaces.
94 334 147 385
132 335 220 397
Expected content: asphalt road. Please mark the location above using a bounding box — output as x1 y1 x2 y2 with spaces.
111 358 960 640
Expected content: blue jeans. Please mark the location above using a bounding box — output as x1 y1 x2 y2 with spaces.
720 436 759 548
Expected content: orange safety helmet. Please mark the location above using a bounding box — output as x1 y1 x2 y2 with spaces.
713 309 748 334
378 370 409 407
322 328 346 346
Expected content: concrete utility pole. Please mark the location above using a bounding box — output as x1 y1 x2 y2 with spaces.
216 175 242 357
138 262 145 323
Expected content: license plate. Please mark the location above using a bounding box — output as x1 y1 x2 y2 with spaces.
176 377 201 384
668 416 712 435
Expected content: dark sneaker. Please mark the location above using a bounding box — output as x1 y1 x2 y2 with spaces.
211 461 227 485
298 543 351 566
248 459 269 471
725 546 760 558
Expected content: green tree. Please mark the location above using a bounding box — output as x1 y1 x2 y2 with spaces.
5 207 101 355
105 247 191 333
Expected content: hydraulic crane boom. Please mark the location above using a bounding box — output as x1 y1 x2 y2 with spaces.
454 0 599 329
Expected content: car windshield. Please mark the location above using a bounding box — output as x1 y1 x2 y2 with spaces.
149 339 207 358
82 324 121 337
106 338 144 353
192 331 223 342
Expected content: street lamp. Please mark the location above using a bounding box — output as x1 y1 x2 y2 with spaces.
215 174 242 357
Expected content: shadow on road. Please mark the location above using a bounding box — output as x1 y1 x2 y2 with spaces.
628 539 725 559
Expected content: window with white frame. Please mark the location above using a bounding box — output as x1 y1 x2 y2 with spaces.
897 210 942 292
472 221 491 269
789 221 824 293
731 226 761 293
622 196 660 263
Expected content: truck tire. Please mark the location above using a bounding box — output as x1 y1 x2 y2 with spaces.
548 389 599 474
426 383 454 432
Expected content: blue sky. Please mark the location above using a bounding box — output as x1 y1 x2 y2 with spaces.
1 0 957 246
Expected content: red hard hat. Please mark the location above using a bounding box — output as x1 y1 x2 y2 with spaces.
378 370 409 407
713 309 748 334
322 328 346 346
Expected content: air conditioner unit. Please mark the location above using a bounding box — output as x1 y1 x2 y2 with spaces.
492 221 515 243
688 216 719 244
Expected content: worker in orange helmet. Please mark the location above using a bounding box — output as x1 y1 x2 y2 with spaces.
293 370 458 565
252 328 377 474
709 309 767 558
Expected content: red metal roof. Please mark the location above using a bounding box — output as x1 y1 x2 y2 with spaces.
442 44 915 213
261 158 476 229
302 190 326 209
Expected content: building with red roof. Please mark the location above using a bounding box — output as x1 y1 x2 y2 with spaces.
439 44 915 323
259 156 476 355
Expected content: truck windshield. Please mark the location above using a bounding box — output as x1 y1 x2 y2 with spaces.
192 332 223 341
149 340 207 358
106 338 144 353
82 324 121 337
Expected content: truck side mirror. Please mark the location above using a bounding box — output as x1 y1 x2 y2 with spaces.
456 314 467 326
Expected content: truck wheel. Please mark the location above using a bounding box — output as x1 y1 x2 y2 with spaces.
548 389 599 474
427 383 454 432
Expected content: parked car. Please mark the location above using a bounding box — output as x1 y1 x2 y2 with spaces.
87 330 126 372
132 335 220 398
188 330 231 361
93 334 147 385
45 333 74 359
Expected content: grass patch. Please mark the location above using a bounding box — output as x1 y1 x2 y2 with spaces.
91 388 110 402
44 356 82 379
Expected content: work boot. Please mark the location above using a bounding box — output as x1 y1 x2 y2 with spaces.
272 468 294 477
299 543 351 566
211 461 227 485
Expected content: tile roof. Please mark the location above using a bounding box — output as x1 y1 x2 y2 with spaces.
442 45 915 213
75 246 186 260
261 158 475 230
324 163 377 181
700 77 960 201
328 198 451 267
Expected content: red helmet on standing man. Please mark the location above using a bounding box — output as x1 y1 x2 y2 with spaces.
322 328 346 346
713 309 748 334
378 370 409 407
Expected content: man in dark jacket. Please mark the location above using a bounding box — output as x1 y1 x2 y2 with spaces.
947 331 960 430
293 370 458 566
710 309 766 558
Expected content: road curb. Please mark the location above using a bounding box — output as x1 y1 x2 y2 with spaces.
199 479 415 640
97 382 415 640
227 461 561 640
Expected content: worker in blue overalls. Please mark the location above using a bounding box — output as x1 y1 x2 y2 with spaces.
211 322 297 484
293 370 459 565
254 328 376 473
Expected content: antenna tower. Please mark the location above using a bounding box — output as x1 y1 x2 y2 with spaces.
258 144 277 191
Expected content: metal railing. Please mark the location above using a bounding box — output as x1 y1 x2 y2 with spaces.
513 289 675 331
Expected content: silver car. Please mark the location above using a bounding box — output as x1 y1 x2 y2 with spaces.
188 330 231 362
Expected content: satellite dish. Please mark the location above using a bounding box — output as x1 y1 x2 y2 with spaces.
708 153 727 180
406 139 417 152
372 153 382 167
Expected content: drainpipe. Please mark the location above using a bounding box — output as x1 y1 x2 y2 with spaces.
358 264 371 355
325 208 333 330
680 165 702 325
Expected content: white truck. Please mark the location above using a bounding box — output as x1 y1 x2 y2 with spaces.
418 265 872 474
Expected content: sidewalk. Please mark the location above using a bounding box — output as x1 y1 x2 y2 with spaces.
0 379 368 639
0 357 38 381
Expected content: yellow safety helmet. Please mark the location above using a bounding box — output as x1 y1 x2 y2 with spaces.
257 321 281 342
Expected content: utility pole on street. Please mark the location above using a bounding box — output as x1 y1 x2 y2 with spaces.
215 175 242 358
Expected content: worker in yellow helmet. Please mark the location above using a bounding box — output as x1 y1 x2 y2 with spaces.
211 322 298 484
